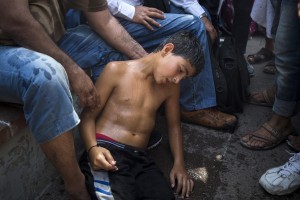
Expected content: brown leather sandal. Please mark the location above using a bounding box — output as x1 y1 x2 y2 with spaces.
246 85 275 107
240 122 294 150
263 60 276 74
247 48 274 64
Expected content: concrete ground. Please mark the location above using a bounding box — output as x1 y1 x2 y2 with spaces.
40 36 300 200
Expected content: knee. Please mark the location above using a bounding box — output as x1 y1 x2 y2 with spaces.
184 15 206 37
25 56 70 98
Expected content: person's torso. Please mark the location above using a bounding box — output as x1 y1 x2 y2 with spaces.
96 63 178 148
0 0 65 45
0 0 107 46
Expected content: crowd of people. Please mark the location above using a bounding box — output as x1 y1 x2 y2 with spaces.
0 0 299 199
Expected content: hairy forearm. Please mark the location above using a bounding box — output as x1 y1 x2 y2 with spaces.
0 2 77 72
85 9 147 59
5 20 76 71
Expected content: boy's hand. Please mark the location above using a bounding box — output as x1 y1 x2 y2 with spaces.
169 165 194 198
88 146 118 171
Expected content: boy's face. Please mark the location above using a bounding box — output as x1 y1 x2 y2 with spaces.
155 44 196 84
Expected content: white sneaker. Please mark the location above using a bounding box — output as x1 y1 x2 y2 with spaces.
259 153 300 195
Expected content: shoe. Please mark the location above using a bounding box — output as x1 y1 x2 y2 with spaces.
147 130 163 150
240 122 294 150
259 153 300 195
247 47 274 64
181 108 237 133
246 85 275 107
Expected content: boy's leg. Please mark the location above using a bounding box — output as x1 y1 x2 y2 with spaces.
136 157 174 200
81 141 137 200
0 46 89 199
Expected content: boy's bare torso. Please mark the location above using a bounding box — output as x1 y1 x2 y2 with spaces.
95 61 177 148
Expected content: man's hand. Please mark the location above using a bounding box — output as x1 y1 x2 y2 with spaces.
201 16 217 43
67 66 100 108
132 6 165 30
88 146 118 171
169 165 194 198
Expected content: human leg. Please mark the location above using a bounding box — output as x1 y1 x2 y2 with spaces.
41 132 90 199
232 0 254 54
136 157 175 200
153 7 237 130
0 46 89 199
62 10 236 131
59 25 128 81
241 0 300 150
259 2 300 192
259 152 300 195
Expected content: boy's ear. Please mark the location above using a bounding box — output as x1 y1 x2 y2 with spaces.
162 43 174 56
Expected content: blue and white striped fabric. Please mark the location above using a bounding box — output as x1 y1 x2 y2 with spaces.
90 165 115 200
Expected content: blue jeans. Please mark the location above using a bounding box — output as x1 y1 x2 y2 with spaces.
273 0 300 117
63 6 216 111
0 47 79 143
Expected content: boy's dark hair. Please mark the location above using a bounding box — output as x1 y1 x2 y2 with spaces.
153 31 204 75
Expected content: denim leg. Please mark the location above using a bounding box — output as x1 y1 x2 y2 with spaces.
170 5 216 110
273 0 300 117
0 46 79 143
63 8 216 110
59 25 128 81
118 9 216 110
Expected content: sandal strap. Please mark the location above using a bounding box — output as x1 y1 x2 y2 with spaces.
262 87 275 104
261 123 281 139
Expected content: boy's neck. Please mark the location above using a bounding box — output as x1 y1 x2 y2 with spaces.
135 53 158 80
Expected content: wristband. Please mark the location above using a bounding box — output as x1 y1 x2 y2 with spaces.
87 144 98 153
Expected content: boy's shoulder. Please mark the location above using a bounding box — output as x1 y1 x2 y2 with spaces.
105 61 128 75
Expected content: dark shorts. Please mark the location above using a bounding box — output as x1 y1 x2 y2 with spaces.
79 138 175 200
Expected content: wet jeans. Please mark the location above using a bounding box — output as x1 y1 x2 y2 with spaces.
0 47 79 143
273 0 300 117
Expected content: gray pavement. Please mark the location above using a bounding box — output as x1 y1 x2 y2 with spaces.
40 36 300 200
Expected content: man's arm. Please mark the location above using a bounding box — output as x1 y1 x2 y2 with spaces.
0 0 99 107
84 8 148 59
164 85 194 198
171 0 217 43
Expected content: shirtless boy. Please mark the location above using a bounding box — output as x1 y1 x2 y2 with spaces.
79 31 204 200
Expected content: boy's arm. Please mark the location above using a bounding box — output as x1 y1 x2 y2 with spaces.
79 62 120 171
164 85 194 198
